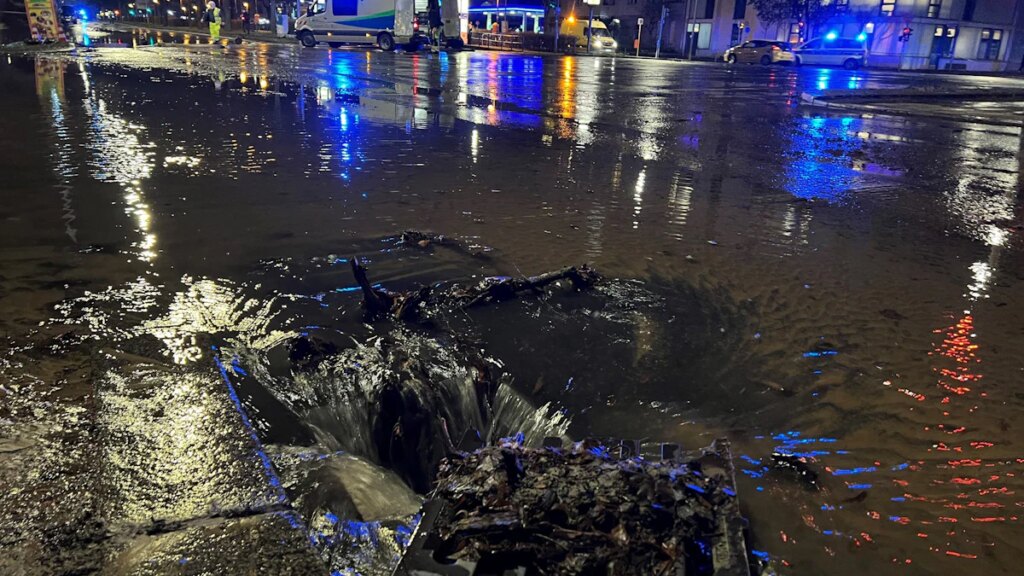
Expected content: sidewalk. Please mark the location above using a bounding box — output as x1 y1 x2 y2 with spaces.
468 41 718 64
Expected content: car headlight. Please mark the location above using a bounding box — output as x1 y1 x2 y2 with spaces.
612 40 617 48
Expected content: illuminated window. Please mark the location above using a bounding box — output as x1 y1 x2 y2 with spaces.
977 28 1002 60
879 0 895 16
697 23 711 48
788 22 801 44
926 0 940 17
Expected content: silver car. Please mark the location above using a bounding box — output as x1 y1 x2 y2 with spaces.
723 40 796 65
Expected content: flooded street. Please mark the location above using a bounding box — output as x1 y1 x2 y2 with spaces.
2 29 1023 575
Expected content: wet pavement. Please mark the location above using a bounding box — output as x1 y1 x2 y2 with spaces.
1 25 1023 575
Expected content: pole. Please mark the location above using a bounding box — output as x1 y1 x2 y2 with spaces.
947 27 959 68
679 0 688 57
636 21 642 56
655 4 666 58
553 5 559 51
899 28 907 70
1009 0 1023 72
587 5 592 53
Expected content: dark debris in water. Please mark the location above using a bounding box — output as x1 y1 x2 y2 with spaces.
351 256 601 322
425 441 744 575
398 229 492 261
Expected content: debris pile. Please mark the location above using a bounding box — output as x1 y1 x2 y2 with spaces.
351 257 601 321
425 441 743 575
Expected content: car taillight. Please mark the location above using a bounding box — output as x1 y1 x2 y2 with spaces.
771 45 780 51
413 20 419 30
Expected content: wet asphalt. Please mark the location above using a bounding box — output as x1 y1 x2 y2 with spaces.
1 24 1023 575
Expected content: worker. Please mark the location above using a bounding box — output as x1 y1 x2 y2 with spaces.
204 1 222 42
240 6 251 35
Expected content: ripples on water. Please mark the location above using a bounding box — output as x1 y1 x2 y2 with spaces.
1 42 1022 575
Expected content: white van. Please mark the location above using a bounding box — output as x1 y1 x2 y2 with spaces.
559 17 616 53
295 0 440 50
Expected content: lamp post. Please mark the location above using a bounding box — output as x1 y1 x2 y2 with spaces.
583 0 598 54
655 4 666 58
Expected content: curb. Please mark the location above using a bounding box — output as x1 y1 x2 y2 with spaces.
808 88 1024 103
799 91 1024 127
0 42 76 54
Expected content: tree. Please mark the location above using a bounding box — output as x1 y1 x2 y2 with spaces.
642 0 666 26
747 0 839 39
747 0 791 29
803 0 839 30
640 0 666 47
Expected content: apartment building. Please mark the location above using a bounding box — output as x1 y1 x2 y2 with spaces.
586 0 1023 71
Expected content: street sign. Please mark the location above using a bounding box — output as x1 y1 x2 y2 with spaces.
636 18 643 56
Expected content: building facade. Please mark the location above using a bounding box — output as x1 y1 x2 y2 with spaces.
585 0 1023 71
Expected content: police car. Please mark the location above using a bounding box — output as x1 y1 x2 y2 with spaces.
793 34 868 69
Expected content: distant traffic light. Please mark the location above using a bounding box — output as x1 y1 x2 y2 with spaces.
898 26 913 42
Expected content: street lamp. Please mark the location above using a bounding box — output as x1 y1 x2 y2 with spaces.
582 0 599 54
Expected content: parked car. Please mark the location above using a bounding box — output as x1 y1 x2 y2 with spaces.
793 37 867 69
723 40 795 65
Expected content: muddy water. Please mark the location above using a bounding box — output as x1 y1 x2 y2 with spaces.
1 40 1023 575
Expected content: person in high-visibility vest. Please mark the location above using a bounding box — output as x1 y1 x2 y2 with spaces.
204 1 223 42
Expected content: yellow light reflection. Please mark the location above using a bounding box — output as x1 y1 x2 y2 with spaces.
560 56 576 119
83 86 158 263
142 278 292 364
100 366 279 527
